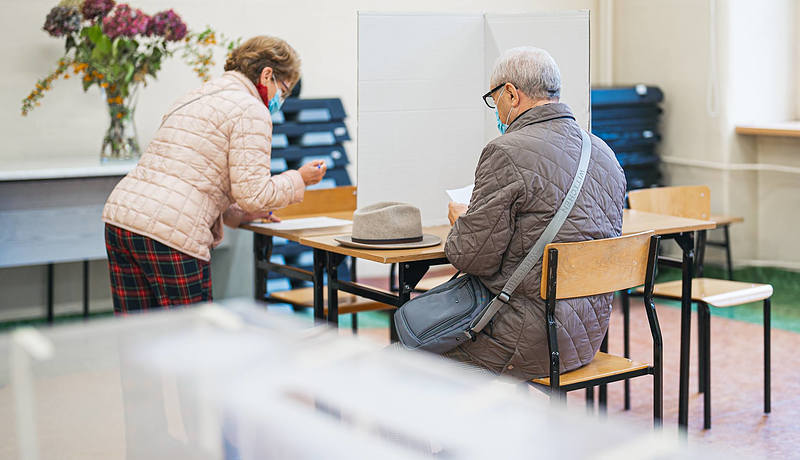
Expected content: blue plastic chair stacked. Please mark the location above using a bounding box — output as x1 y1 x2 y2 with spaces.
266 98 354 295
591 86 663 190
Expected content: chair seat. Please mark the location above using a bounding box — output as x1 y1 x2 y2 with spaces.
531 352 650 387
636 277 773 307
415 273 458 291
268 287 392 315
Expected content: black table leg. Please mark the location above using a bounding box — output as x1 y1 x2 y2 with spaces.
253 234 268 302
395 261 432 343
47 263 54 323
326 252 340 326
83 260 90 319
312 249 326 324
723 225 734 280
676 231 695 433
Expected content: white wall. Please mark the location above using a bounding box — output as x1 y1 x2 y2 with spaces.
612 0 800 270
0 0 607 318
1 0 605 164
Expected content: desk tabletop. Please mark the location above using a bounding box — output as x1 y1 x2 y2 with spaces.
241 210 354 242
622 209 716 235
299 225 451 264
279 211 716 264
709 214 744 226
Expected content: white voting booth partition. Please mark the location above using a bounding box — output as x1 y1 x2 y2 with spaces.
358 11 590 225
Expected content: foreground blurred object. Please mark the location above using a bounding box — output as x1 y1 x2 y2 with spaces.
21 0 240 160
0 301 729 459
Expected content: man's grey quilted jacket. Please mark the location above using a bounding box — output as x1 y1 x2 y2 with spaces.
443 103 626 380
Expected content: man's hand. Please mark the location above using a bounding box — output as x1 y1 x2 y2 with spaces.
448 202 468 225
298 160 327 186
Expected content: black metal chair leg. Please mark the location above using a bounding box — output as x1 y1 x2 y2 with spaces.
83 260 90 319
702 303 711 429
585 387 594 414
622 290 631 410
351 313 358 334
723 225 734 280
698 302 706 393
764 298 771 414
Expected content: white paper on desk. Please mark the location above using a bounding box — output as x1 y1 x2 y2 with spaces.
446 184 474 205
248 217 351 231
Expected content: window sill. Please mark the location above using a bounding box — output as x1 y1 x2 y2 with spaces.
735 122 800 138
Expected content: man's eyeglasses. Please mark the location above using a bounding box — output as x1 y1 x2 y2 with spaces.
482 82 506 109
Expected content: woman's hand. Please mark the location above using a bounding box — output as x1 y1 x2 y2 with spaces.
298 160 327 186
448 202 468 225
244 211 281 223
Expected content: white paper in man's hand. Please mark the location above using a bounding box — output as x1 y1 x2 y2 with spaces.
446 184 474 205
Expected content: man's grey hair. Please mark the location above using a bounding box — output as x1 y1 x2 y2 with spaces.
489 47 561 100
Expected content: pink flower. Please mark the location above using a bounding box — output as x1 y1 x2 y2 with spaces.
102 4 150 39
81 0 115 22
147 9 187 41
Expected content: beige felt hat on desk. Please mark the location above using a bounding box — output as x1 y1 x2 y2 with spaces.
334 202 442 250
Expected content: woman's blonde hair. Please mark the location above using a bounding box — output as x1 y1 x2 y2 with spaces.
225 36 301 89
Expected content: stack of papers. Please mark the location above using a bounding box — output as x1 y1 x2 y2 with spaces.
248 217 351 231
446 184 474 205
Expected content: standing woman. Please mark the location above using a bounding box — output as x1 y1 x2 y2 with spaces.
102 36 326 313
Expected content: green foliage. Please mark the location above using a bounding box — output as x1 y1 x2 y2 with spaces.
22 10 239 116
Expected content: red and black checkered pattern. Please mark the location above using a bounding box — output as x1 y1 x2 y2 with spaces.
105 224 212 314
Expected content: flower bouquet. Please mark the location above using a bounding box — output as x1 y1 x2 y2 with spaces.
22 0 240 160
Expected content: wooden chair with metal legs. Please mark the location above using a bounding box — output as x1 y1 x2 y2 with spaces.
628 185 772 429
528 231 664 428
706 214 744 280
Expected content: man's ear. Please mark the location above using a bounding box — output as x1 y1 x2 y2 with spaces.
507 83 520 107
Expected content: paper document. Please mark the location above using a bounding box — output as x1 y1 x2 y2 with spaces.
446 184 474 205
249 217 352 231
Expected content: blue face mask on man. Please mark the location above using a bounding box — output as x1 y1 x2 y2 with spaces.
494 87 515 134
268 76 284 115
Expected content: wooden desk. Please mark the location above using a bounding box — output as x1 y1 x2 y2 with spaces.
242 211 355 308
709 214 744 226
241 210 354 242
299 225 450 264
302 211 715 431
297 225 451 331
623 209 716 235
624 209 716 431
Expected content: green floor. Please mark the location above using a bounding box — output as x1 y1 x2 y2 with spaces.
2 265 797 333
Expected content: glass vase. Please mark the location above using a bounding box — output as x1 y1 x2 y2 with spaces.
101 86 140 162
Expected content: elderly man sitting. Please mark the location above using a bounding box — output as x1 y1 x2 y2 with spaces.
444 47 626 380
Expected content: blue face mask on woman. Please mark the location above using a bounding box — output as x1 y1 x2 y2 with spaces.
268 76 284 114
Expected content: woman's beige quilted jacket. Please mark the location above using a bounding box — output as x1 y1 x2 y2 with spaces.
103 71 305 261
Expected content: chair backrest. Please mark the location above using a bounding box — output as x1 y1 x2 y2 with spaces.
627 185 711 220
274 185 357 218
540 231 657 300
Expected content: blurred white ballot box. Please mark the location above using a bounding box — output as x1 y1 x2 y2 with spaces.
0 301 730 460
